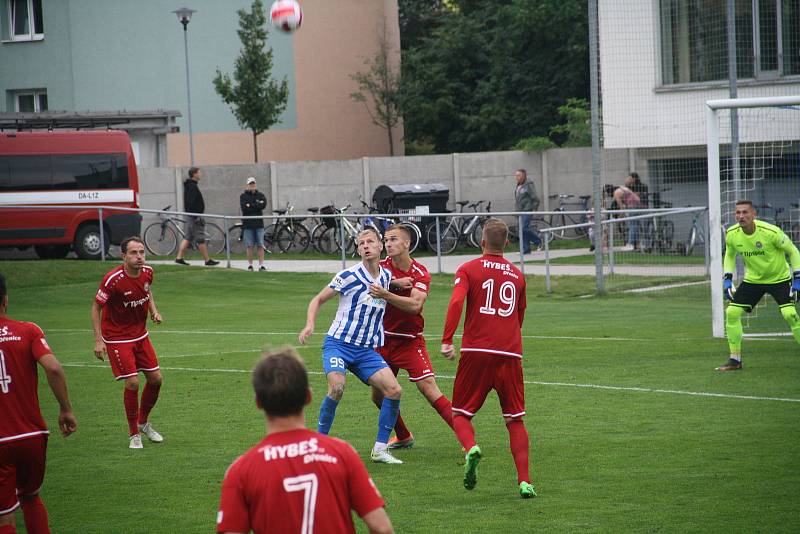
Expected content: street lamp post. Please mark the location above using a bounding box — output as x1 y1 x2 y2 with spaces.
173 7 197 165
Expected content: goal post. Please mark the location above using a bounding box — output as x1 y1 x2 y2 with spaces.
706 95 800 338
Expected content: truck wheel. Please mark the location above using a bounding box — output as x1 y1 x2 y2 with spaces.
73 224 109 260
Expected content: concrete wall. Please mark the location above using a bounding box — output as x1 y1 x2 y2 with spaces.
139 148 636 227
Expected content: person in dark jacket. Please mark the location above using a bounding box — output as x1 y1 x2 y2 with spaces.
514 169 541 254
175 167 219 266
240 177 268 271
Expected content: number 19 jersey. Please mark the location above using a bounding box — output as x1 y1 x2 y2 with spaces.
444 254 526 358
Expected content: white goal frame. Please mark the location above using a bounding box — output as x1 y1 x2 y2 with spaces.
706 95 800 338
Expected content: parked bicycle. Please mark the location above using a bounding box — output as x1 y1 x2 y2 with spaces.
547 194 591 240
226 203 310 254
684 208 707 256
316 204 360 255
359 200 422 253
424 200 491 254
143 205 225 256
641 189 674 253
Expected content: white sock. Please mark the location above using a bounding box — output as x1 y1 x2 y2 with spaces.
730 354 741 362
373 442 387 453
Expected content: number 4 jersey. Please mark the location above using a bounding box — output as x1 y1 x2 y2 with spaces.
0 318 52 444
217 428 384 534
442 254 527 358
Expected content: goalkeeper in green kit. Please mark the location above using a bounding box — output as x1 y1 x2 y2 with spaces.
717 200 800 371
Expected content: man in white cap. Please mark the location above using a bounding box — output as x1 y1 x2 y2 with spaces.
240 177 268 271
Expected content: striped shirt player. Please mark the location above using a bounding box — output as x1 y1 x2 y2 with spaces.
367 225 455 451
0 273 76 534
298 228 404 464
91 237 164 449
717 200 800 371
441 218 536 498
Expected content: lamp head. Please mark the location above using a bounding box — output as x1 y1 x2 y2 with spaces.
172 7 196 28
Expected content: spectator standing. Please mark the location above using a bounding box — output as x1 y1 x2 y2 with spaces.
175 167 219 266
612 181 642 251
514 169 541 254
240 177 268 271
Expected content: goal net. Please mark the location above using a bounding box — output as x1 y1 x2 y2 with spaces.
706 96 800 337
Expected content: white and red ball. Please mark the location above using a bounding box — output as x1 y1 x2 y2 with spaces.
270 0 303 33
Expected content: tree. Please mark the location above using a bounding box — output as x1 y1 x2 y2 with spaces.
400 0 589 154
213 0 289 162
350 31 403 156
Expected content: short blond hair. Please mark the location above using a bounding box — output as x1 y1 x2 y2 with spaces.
482 219 508 251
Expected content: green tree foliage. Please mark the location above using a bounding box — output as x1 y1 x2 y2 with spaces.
401 0 588 154
350 32 402 156
213 0 289 162
549 98 590 147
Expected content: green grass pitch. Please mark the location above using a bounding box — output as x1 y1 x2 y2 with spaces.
2 260 799 533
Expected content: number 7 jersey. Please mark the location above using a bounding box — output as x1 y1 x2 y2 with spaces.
443 254 527 358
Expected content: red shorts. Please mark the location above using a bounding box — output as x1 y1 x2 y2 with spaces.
452 352 525 419
0 435 47 515
377 336 435 382
105 336 159 380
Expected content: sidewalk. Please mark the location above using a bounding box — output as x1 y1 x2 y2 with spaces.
150 246 707 277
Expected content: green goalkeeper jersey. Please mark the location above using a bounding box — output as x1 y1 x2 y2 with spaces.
724 220 800 284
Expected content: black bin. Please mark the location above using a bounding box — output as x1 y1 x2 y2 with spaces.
372 183 449 223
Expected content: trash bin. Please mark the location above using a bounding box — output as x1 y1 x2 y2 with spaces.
372 183 449 223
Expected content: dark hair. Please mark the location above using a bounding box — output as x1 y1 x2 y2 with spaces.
0 273 6 302
384 223 411 241
628 172 640 182
516 168 527 176
603 184 617 197
482 218 508 250
121 236 145 253
735 199 754 208
252 347 309 417
188 167 200 178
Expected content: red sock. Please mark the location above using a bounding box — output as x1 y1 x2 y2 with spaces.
392 413 412 440
124 388 139 436
506 420 531 484
0 524 17 534
432 395 454 430
137 383 161 425
452 414 476 450
21 496 50 534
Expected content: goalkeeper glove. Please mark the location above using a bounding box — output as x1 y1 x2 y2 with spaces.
791 271 800 303
723 273 735 300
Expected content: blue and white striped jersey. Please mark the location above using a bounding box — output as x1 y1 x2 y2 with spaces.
326 262 393 348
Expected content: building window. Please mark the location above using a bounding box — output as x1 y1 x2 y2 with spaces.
7 0 43 41
659 0 800 85
13 89 47 112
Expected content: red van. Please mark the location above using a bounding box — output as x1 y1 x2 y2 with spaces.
0 130 142 259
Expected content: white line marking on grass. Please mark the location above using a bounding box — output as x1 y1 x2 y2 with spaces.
47 329 647 342
623 280 710 293
60 363 800 403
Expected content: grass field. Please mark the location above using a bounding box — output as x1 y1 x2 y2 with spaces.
1 260 799 533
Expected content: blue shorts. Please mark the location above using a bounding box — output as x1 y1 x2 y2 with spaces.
243 227 265 248
322 335 388 384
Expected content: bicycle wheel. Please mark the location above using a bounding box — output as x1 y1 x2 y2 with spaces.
263 224 278 252
425 220 458 254
531 218 555 245
398 221 421 253
277 223 311 253
468 220 484 248
658 220 675 252
227 224 246 255
203 222 226 255
143 222 178 256
309 224 327 252
548 214 569 240
317 226 339 255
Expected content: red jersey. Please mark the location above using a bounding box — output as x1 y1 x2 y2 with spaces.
442 254 526 358
380 257 430 338
0 317 51 444
95 265 154 342
217 428 384 534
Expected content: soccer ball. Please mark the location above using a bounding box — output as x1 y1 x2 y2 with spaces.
270 0 303 33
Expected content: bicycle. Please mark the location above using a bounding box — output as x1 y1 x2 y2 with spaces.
684 208 707 256
316 204 360 255
359 200 422 253
424 200 490 254
227 203 310 255
547 194 591 240
641 189 675 253
143 205 225 256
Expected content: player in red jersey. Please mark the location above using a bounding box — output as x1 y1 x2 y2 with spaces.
91 236 164 449
441 219 537 499
217 347 393 534
0 273 77 534
368 225 454 449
